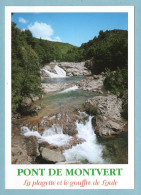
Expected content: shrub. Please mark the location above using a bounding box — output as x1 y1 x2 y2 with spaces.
104 67 128 97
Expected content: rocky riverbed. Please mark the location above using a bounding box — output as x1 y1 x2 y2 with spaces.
12 61 128 164
41 61 92 77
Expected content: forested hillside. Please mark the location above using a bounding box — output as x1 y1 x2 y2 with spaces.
12 22 128 114
12 22 76 114
33 38 76 64
62 30 128 74
12 22 41 114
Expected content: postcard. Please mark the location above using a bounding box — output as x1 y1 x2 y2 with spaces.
4 5 134 190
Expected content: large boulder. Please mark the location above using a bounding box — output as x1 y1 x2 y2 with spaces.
21 97 32 107
40 147 66 163
84 95 127 137
12 133 40 164
58 62 92 76
25 136 40 157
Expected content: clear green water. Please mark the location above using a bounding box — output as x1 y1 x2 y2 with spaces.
38 76 97 116
36 76 128 164
41 89 98 113
41 76 87 84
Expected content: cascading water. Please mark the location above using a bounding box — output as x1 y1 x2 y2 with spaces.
21 125 72 147
54 65 66 77
21 112 104 164
43 65 66 78
63 115 104 164
59 85 79 93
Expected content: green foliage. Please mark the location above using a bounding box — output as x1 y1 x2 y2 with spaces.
104 67 128 97
63 30 128 74
12 22 128 114
33 38 77 65
12 22 41 114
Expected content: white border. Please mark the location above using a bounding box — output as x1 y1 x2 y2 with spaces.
5 6 134 189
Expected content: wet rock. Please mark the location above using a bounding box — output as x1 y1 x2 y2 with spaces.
63 124 78 136
41 83 73 93
25 136 40 157
56 137 86 151
39 141 58 150
40 147 66 163
12 133 40 164
85 95 127 137
40 64 57 77
78 75 105 92
58 111 79 136
69 137 86 146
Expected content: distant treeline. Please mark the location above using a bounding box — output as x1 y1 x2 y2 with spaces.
12 21 128 114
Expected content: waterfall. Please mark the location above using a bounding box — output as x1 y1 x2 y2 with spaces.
21 113 104 164
63 115 104 163
43 69 59 78
43 65 66 78
54 65 66 77
21 125 72 147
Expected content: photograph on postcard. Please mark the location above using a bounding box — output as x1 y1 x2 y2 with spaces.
11 12 128 165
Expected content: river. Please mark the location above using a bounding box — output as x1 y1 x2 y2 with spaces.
19 75 128 164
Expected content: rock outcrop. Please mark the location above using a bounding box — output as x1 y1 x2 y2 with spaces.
41 61 92 77
12 132 40 164
84 95 127 137
78 74 105 93
58 62 92 76
41 82 73 93
40 147 66 163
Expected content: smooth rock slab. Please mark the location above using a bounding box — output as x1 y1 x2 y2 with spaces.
40 147 66 163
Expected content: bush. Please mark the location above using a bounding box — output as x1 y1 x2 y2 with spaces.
104 67 128 97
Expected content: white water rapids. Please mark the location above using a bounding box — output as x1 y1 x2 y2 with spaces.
43 65 66 78
59 85 79 93
63 115 104 163
21 113 104 164
21 125 72 147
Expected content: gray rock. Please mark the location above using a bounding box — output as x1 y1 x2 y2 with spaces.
79 75 105 92
85 95 128 137
25 136 40 157
41 61 92 78
59 62 92 76
12 133 40 164
40 147 66 163
21 97 32 107
41 83 73 93
31 96 40 102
